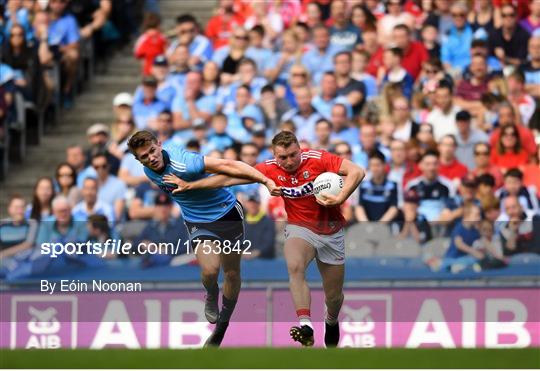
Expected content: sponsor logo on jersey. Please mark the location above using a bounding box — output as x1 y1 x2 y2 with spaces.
303 171 310 179
291 177 299 185
278 175 286 182
281 182 314 198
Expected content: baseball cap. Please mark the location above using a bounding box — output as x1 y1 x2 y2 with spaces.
461 174 478 188
113 92 133 107
153 55 168 67
155 193 172 206
456 110 472 122
142 75 158 87
87 123 110 137
246 191 261 203
404 189 420 204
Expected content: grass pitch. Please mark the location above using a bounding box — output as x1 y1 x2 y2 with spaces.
1 348 539 369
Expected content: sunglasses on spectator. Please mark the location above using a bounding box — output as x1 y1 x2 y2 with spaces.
93 163 108 169
451 13 466 18
292 72 307 77
10 32 24 38
503 131 517 137
235 35 248 40
501 12 515 18
336 150 351 156
419 128 432 134
424 68 437 74
474 151 489 156
179 28 195 35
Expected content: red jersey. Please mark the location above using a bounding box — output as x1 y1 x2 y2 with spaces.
255 149 344 235
439 159 468 182
134 29 167 75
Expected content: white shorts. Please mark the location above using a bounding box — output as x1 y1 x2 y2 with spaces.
284 224 345 265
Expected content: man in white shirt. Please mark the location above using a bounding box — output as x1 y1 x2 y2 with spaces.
426 81 461 141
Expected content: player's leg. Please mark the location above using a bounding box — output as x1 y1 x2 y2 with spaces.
283 231 316 346
315 229 346 347
316 259 344 347
195 240 221 324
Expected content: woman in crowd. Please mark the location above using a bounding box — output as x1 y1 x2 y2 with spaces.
55 162 81 207
26 177 55 222
490 124 530 173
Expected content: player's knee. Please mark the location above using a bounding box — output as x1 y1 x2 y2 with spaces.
287 262 305 277
201 267 219 281
326 292 344 308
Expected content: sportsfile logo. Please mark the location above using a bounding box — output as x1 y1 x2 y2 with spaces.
339 294 392 348
11 296 77 349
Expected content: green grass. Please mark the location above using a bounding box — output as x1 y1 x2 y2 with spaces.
1 348 539 369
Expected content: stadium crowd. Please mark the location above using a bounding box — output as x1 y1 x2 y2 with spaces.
1 0 540 280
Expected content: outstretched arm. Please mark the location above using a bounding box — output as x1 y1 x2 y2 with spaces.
164 173 253 194
203 157 277 192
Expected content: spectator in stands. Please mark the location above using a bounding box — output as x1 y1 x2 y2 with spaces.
438 134 469 184
329 103 359 147
440 174 480 232
109 112 136 161
230 57 267 102
441 3 474 74
406 150 454 222
379 47 414 100
48 0 81 108
499 195 540 255
212 26 250 83
201 61 220 98
355 150 399 222
134 55 176 108
350 4 377 34
167 44 190 92
136 193 188 267
85 123 120 176
205 0 245 50
1 24 42 102
132 75 167 130
454 54 490 118
333 52 365 114
167 14 213 71
281 86 322 143
90 153 126 222
416 57 453 97
224 85 264 143
477 173 497 200
312 119 332 151
54 162 80 206
258 84 290 132
243 1 283 47
489 4 530 67
352 123 390 169
72 177 115 224
438 203 482 273
519 35 540 98
134 12 166 76
472 219 507 271
506 70 536 126
112 92 133 122
490 124 530 172
87 214 117 258
246 25 273 74
128 179 178 220
454 110 489 170
391 96 418 142
392 24 429 80
420 24 440 59
377 0 414 46
351 49 378 99
426 81 461 142
171 71 216 133
66 144 91 187
243 191 276 259
26 176 55 222
489 103 537 157
523 146 540 198
312 72 352 121
302 25 341 84
387 139 407 203
205 112 235 153
496 168 539 218
471 143 504 189
391 189 432 245
265 29 303 84
0 194 38 259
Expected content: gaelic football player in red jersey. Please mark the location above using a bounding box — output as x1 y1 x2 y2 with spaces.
165 131 365 347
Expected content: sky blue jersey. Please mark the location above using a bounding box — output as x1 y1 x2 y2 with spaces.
143 144 236 223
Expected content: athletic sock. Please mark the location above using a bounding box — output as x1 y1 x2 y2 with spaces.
325 312 338 326
204 282 219 298
219 295 237 323
296 308 313 329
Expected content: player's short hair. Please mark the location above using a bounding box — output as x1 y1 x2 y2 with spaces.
127 130 158 155
272 131 299 148
504 168 523 181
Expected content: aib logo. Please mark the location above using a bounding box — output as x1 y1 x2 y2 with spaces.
11 296 77 349
338 294 392 348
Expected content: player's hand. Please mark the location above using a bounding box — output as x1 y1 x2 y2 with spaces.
316 193 344 207
163 174 191 193
264 178 282 197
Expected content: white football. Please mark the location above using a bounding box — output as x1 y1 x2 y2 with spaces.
312 172 343 201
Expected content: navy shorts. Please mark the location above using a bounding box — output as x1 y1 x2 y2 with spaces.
184 201 245 245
